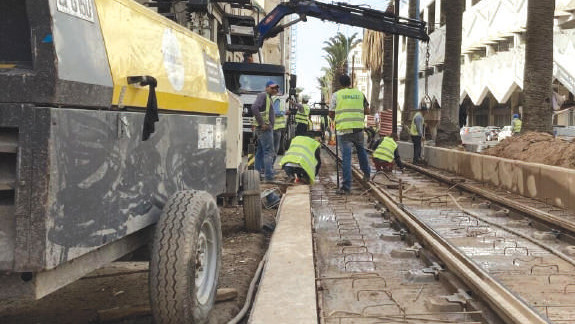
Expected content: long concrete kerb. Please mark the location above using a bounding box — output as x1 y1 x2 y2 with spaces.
249 185 317 323
398 141 575 214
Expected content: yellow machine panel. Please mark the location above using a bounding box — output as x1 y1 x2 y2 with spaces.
95 0 228 114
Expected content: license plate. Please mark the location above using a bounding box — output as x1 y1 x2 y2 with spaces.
57 0 95 22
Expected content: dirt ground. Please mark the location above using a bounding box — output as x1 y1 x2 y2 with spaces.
0 204 277 324
482 132 575 169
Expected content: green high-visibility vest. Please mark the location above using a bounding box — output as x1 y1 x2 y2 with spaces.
335 88 364 131
253 94 271 127
280 136 320 184
512 118 522 133
295 104 310 124
373 137 398 163
410 112 423 136
273 96 287 130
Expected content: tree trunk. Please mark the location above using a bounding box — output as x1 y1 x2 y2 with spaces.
523 0 555 133
437 0 463 147
401 0 418 141
369 74 382 115
383 33 393 111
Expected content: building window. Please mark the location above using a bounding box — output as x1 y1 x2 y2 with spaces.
428 2 436 34
497 38 512 52
470 48 486 61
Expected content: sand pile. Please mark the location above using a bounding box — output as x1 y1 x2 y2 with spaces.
482 132 575 169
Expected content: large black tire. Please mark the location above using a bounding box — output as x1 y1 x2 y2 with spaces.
242 170 262 232
150 190 222 324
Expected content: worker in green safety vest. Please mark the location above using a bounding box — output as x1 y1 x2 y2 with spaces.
372 134 404 173
252 80 278 181
280 135 322 184
512 114 522 135
272 95 287 162
328 74 370 195
409 106 427 165
290 97 311 136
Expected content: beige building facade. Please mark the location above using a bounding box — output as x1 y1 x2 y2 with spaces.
396 0 575 128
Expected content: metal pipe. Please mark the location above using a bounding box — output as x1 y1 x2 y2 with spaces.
414 0 420 108
392 0 400 135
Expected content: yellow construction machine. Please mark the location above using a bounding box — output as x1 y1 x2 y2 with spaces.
0 1 261 322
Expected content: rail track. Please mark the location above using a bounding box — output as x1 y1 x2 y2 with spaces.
315 143 575 323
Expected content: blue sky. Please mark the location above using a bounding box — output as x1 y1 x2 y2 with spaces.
294 0 404 103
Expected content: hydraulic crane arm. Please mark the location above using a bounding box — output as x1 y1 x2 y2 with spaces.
256 0 429 46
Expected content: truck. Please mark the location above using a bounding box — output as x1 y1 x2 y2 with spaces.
216 0 429 155
222 61 291 154
0 1 262 323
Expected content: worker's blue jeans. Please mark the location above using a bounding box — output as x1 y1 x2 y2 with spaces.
273 128 285 164
338 131 370 191
255 128 275 181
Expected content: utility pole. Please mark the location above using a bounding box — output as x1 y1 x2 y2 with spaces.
351 54 356 86
392 0 400 135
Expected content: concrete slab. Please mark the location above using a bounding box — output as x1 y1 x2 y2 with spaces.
498 158 517 192
569 170 575 212
539 165 570 209
482 155 500 187
446 149 459 174
426 146 439 169
249 186 317 324
398 141 414 160
458 151 480 180
515 161 540 199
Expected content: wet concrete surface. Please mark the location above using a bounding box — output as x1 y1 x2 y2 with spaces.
312 151 484 323
351 151 575 323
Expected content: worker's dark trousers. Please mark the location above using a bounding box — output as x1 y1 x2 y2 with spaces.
411 135 422 163
295 123 308 136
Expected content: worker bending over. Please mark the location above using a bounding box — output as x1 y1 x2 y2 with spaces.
280 135 322 184
372 134 404 172
329 74 371 195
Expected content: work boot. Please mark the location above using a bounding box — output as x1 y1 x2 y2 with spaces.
363 173 370 182
335 188 351 195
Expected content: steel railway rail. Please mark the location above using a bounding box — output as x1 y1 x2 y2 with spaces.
322 143 575 323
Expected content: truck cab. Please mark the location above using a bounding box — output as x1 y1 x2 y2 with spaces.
223 62 287 153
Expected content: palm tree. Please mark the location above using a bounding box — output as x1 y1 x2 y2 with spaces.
436 0 463 146
362 30 384 114
316 67 333 103
322 32 361 92
523 0 555 133
401 0 418 140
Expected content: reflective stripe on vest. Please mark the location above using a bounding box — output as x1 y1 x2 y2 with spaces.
295 104 310 124
512 118 522 133
373 137 398 163
410 112 423 136
253 94 271 127
335 88 364 131
280 136 320 184
274 97 287 130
